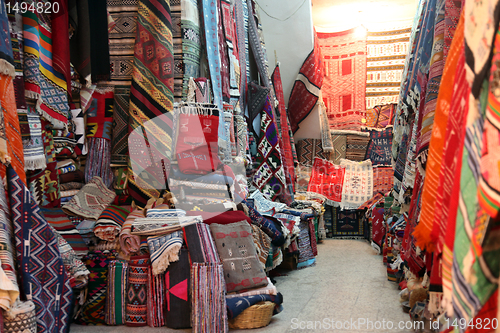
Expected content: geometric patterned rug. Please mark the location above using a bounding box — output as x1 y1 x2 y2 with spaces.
365 27 411 109
330 132 347 165
318 28 367 131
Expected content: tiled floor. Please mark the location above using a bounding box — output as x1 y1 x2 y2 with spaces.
71 239 410 333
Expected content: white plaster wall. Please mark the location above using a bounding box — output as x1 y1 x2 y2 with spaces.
312 0 417 32
257 0 314 106
293 105 321 140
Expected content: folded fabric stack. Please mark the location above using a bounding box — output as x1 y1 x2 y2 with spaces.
59 169 85 205
131 212 202 236
168 165 235 205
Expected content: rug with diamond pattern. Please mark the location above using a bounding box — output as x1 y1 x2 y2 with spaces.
126 255 150 327
62 176 116 220
8 166 72 333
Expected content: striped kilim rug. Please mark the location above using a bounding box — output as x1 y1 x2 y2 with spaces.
365 26 411 109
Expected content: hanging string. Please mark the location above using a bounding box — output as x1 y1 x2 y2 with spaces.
255 0 307 22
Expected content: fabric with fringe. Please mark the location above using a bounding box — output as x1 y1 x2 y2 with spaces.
146 266 165 327
307 157 344 203
23 106 45 170
147 230 183 275
22 1 69 128
62 177 116 220
340 159 373 210
191 262 227 333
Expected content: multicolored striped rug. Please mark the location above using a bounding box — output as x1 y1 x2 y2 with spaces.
365 27 411 109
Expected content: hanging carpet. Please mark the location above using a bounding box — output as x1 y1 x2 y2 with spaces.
344 131 371 162
128 0 174 207
252 97 288 202
373 166 394 195
296 138 330 167
365 104 396 128
287 31 323 133
365 27 411 109
22 1 70 128
340 159 374 210
318 28 367 131
364 126 393 166
333 209 364 239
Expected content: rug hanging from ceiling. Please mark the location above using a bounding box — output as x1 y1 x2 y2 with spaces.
171 0 183 101
0 74 25 185
287 31 323 133
296 138 330 167
127 0 174 206
317 28 366 131
106 0 137 85
181 0 201 99
106 0 137 165
373 166 394 195
272 65 296 195
365 104 396 128
340 159 373 210
333 209 363 239
345 131 370 162
22 2 70 128
365 27 411 109
252 97 288 202
111 86 130 165
414 13 465 252
307 157 344 203
364 126 393 165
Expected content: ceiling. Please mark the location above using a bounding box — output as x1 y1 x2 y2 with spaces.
312 0 418 32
